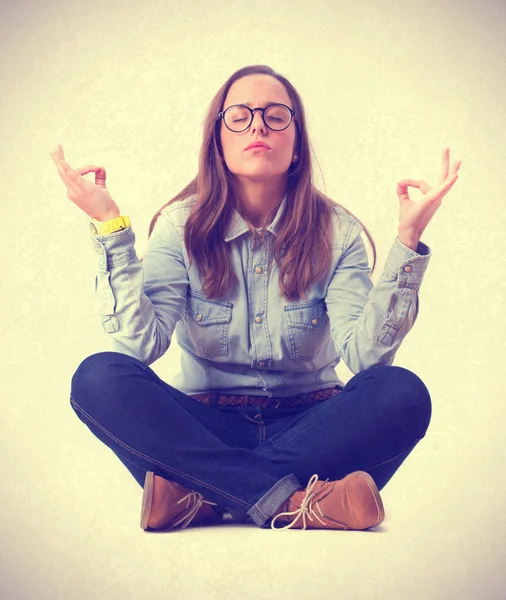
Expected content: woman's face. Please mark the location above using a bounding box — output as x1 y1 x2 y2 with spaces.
219 74 297 184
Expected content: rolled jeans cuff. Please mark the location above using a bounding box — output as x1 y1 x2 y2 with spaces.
247 473 303 527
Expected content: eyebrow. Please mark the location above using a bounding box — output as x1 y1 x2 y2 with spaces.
244 101 280 107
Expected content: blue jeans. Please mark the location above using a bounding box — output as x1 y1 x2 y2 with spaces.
69 352 431 528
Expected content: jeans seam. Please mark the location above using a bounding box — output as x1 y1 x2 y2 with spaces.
70 395 252 510
365 437 423 472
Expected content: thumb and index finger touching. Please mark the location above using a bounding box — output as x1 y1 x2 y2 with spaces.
397 148 462 200
396 179 432 205
397 179 431 194
50 143 107 186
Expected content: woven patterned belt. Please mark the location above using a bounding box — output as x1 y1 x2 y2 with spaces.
188 386 342 409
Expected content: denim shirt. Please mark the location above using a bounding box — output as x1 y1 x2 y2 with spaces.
90 194 431 396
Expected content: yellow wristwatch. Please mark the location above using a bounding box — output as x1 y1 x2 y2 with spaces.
90 215 131 235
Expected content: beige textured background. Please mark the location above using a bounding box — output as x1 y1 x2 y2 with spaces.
2 0 505 598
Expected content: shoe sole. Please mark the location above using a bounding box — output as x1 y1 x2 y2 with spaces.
140 471 155 530
351 471 385 528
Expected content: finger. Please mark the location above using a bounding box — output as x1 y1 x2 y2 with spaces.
440 147 450 183
49 143 65 163
59 161 82 182
444 172 459 188
57 161 85 195
397 191 411 203
49 145 61 162
75 165 105 176
397 179 432 194
73 164 107 188
434 173 459 199
450 160 462 176
54 163 77 196
396 181 413 202
95 167 107 187
55 161 74 186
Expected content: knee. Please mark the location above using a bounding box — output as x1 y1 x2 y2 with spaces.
70 351 144 411
355 364 432 439
385 365 432 438
71 351 117 395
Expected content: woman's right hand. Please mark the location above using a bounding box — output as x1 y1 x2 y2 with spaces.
50 144 121 221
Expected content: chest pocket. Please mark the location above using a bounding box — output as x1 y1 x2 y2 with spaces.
184 290 233 357
284 298 329 360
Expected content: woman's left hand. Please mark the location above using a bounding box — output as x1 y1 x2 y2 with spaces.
396 148 462 248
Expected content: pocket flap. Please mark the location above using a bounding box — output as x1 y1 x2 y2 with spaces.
285 298 327 330
187 291 232 325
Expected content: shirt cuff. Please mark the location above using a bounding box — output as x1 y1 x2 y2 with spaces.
383 236 432 287
90 226 136 269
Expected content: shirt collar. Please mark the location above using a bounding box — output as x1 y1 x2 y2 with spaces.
224 194 287 242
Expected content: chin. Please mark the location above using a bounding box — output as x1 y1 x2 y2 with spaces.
233 164 285 178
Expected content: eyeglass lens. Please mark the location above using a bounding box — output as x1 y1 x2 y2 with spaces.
224 105 291 131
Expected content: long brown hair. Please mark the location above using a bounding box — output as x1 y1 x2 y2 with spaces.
147 64 376 301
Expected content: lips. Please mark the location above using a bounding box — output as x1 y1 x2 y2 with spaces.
244 142 270 150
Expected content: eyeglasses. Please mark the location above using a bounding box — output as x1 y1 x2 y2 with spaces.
217 103 296 132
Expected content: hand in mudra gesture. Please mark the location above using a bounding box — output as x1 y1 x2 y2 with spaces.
397 148 462 240
49 144 120 221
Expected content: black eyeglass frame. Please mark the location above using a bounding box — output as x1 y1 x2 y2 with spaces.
217 103 296 132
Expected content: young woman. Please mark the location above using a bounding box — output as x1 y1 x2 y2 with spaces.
51 64 461 532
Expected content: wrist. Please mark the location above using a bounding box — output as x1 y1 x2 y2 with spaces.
95 210 121 222
397 229 420 251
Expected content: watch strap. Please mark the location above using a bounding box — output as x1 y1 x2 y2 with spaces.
91 215 131 235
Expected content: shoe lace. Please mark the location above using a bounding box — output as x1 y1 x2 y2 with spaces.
170 492 218 529
270 474 332 530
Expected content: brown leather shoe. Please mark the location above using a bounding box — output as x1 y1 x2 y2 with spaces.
140 472 223 531
270 471 385 530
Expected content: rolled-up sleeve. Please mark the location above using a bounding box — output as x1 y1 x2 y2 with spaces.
91 212 189 365
325 220 431 373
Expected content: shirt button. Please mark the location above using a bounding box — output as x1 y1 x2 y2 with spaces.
258 360 265 367
311 318 318 325
403 265 413 273
255 316 263 324
196 313 203 321
255 266 263 274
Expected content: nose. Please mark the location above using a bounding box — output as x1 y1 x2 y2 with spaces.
250 109 267 133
